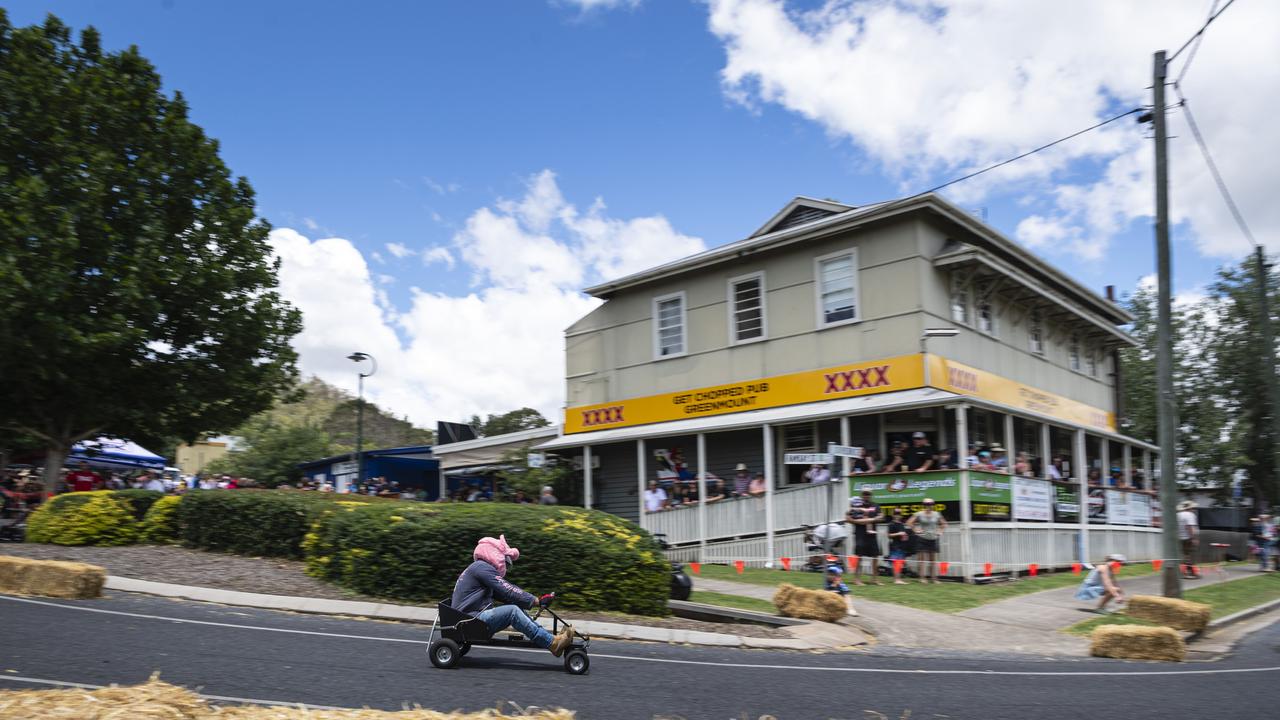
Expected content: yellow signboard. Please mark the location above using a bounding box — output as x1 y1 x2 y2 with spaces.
926 355 1115 432
563 354 925 434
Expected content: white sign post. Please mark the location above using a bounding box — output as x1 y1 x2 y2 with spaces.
784 453 834 465
527 452 545 469
827 444 864 459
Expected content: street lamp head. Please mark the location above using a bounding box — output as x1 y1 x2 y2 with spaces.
922 327 960 338
347 351 377 378
347 352 368 362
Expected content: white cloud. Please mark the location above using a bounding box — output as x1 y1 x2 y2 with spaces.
377 274 396 285
370 251 386 265
706 0 1280 261
424 177 461 195
386 242 415 259
557 0 641 11
269 171 704 426
302 217 320 232
421 246 456 270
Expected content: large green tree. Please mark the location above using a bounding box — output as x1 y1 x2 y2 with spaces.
0 13 302 486
466 407 551 437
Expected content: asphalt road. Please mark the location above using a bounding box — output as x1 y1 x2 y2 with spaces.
1 591 1277 720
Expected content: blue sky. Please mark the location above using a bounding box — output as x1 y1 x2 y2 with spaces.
7 1 1276 424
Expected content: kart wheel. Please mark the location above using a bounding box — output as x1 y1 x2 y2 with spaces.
564 649 589 675
459 642 471 656
429 639 461 669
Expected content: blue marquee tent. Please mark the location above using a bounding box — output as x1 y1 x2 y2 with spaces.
70 437 166 471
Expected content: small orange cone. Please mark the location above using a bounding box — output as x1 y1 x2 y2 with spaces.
689 562 701 575
1152 559 1163 571
1072 563 1082 575
938 561 950 575
1028 563 1039 576
734 560 745 574
892 559 904 574
983 562 993 577
780 557 791 571
847 555 859 568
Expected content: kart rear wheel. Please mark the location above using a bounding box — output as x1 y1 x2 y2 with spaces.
564 649 589 675
430 639 461 669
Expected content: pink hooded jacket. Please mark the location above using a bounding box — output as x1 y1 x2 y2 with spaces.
473 534 520 577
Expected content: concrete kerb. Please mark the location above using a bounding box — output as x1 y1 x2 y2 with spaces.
101 576 852 650
1206 597 1280 632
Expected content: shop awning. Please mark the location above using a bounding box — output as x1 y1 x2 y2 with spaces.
535 387 960 450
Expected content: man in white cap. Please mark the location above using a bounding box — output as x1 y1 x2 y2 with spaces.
1177 499 1200 579
732 463 751 496
905 431 936 472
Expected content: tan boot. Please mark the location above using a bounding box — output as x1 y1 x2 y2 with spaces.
549 625 573 657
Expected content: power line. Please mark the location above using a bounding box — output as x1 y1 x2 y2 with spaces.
918 107 1144 197
1167 0 1238 66
1174 0 1220 86
1171 85 1259 249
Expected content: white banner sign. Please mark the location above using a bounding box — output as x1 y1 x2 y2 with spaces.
333 460 358 476
827 444 864 458
527 452 545 469
1130 493 1153 527
1012 477 1053 521
784 453 834 465
1106 489 1130 525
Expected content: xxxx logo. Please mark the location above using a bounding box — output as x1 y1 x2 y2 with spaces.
823 365 890 394
581 406 625 427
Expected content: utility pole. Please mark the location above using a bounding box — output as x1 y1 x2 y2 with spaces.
1255 246 1280 511
1152 50 1182 598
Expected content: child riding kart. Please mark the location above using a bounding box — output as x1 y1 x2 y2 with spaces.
429 534 591 674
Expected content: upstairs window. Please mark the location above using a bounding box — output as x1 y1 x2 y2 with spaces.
1069 334 1081 371
951 288 969 324
1086 348 1098 377
729 273 766 343
653 292 686 359
978 301 996 335
1029 311 1044 354
816 249 859 327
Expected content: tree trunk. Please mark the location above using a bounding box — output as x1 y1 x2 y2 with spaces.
42 445 68 499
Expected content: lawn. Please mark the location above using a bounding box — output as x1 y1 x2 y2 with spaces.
693 561 1158 614
1065 571 1280 636
687 590 778 615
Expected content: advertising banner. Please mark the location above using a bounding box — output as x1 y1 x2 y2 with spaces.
926 356 1115 432
1053 483 1080 523
565 354 925 434
1130 493 1153 527
969 471 1012 521
1013 477 1053 522
1087 487 1108 524
852 472 961 521
1106 489 1130 525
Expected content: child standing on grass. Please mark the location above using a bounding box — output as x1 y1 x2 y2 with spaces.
825 565 849 595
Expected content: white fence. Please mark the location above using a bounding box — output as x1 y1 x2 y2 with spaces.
643 482 843 545
662 522 1164 575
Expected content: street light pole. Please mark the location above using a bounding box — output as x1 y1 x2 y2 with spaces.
346 352 377 488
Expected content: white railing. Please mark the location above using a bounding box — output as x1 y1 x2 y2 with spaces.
643 481 843 545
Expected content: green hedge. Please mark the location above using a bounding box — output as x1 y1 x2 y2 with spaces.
304 502 670 615
139 495 183 543
26 491 143 545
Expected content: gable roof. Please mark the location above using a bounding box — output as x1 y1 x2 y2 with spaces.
749 196 857 238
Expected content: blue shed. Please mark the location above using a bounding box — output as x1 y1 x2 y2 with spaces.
297 445 440 498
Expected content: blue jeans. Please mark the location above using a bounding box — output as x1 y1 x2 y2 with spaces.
475 604 552 648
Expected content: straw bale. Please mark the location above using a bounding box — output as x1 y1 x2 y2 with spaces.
0 555 105 598
1089 625 1186 662
772 582 847 623
0 678 575 720
1125 595 1211 632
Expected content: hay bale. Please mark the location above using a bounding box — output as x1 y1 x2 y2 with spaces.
0 677 575 719
1125 595 1211 632
1090 625 1186 662
772 582 847 623
0 555 105 599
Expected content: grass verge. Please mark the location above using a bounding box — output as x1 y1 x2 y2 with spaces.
687 590 778 615
694 562 1158 614
1065 571 1280 635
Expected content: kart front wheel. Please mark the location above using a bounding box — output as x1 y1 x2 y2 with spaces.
430 639 461 669
564 649 589 675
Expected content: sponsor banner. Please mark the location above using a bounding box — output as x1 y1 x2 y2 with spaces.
1106 489 1130 525
1087 487 1108 524
1130 493 1153 527
1053 483 1080 523
926 356 1115 432
852 472 961 521
564 354 925 434
1013 477 1054 522
969 471 1011 521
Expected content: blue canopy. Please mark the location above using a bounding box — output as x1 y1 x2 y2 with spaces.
70 437 166 471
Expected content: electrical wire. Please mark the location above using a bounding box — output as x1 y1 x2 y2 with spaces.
916 107 1144 198
1167 0 1237 65
1171 84 1259 249
1174 0 1220 87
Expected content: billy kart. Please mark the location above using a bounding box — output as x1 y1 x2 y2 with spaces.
427 593 591 674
